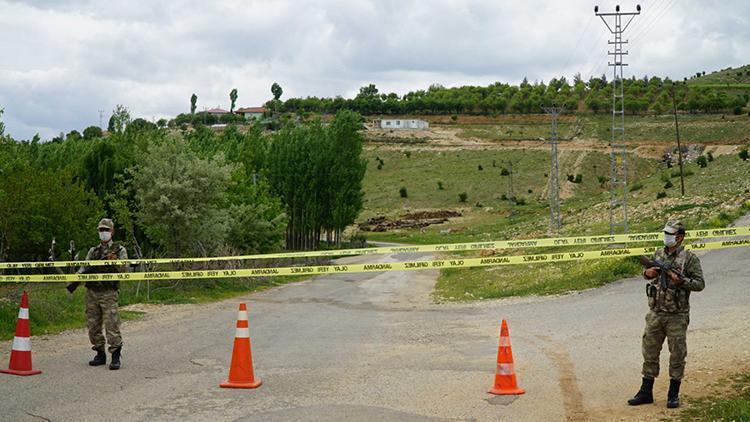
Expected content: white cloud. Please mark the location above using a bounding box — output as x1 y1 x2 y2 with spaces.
0 0 747 139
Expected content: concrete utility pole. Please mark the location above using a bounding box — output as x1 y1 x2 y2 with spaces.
543 106 564 233
99 109 105 129
595 4 641 234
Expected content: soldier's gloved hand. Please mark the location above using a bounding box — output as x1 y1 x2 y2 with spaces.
644 267 660 279
107 252 118 260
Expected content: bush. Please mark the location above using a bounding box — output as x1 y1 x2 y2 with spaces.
475 202 483 208
404 151 411 158
629 182 643 192
399 187 408 198
478 165 483 171
707 151 714 162
377 163 382 170
567 174 574 182
458 192 468 203
501 194 508 200
740 148 749 161
501 168 510 176
664 180 674 189
527 189 533 194
574 174 583 183
515 197 526 206
437 181 444 190
696 155 708 168
656 191 667 199
671 169 694 178
597 175 607 185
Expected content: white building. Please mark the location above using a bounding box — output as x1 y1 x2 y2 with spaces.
378 119 429 130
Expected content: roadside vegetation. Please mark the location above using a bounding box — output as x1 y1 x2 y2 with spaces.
679 371 750 421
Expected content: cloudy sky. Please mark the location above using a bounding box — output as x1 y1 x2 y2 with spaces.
1 0 748 139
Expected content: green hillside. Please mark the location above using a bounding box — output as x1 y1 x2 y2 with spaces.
688 64 750 86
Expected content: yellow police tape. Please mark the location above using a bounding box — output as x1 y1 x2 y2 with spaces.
1 239 748 284
1 226 748 270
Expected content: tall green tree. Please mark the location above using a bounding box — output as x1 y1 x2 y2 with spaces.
271 82 283 101
190 93 197 115
229 89 238 113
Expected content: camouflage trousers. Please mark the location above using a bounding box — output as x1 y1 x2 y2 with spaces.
85 289 122 353
641 310 689 380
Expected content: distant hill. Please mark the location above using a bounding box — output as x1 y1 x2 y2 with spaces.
687 64 750 86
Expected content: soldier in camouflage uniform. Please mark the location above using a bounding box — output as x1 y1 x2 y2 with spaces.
628 220 704 409
66 218 129 370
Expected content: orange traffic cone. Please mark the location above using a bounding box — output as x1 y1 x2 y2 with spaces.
220 303 261 389
488 319 524 395
1 291 42 376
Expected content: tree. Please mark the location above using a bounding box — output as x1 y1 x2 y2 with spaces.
108 104 131 134
229 88 238 113
190 93 197 115
83 125 103 140
271 83 283 101
131 136 235 257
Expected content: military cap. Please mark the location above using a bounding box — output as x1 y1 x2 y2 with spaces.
663 220 685 234
97 218 115 231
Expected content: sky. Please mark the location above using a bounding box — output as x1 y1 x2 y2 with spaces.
0 0 748 139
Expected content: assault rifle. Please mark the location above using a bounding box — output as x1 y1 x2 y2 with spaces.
639 255 685 290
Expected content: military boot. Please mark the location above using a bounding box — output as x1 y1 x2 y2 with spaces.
109 347 122 370
628 377 655 405
89 347 106 366
667 379 681 408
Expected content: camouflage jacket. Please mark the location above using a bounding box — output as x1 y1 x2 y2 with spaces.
78 242 129 291
645 246 704 313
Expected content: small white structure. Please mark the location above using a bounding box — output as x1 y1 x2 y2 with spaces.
379 119 429 130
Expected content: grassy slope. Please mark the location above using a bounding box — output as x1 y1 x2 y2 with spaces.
451 114 750 144
688 64 750 85
359 140 750 302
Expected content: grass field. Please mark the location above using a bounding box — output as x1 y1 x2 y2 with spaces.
680 371 750 421
450 114 750 144
359 143 750 301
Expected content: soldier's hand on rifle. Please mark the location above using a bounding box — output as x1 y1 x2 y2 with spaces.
668 270 683 285
644 267 660 279
107 252 118 260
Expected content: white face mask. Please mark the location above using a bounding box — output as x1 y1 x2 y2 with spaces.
99 231 112 242
663 233 677 247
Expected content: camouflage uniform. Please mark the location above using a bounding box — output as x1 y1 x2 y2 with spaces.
641 245 704 380
79 241 128 353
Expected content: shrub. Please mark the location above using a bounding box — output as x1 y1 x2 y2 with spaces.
437 181 444 190
664 180 673 189
567 174 575 182
475 202 483 208
527 189 533 194
501 194 508 200
478 165 483 171
671 169 694 178
458 192 468 203
740 148 749 161
629 182 643 192
707 151 714 162
696 155 708 168
377 163 382 170
492 160 497 167
597 175 607 185
574 174 583 183
515 197 526 206
501 168 510 176
404 151 411 158
399 187 408 198
451 114 458 121
656 191 667 199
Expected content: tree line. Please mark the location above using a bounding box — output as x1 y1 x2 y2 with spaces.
0 107 366 264
270 75 749 116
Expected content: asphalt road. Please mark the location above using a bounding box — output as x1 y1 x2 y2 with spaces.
1 222 749 421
